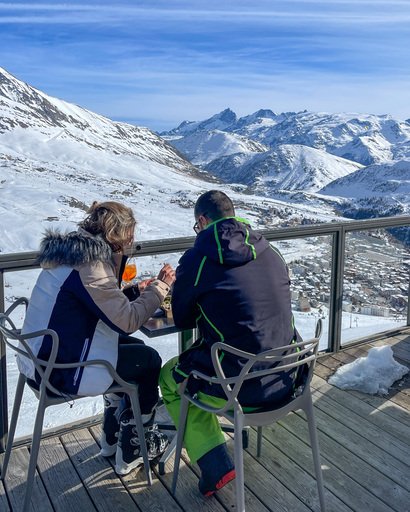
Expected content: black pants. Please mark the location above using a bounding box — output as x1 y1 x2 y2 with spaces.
116 335 162 414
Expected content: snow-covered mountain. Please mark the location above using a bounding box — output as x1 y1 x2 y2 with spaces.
162 107 238 137
164 129 267 166
0 67 205 175
163 108 410 166
320 159 410 223
321 159 410 199
163 108 410 218
0 67 342 255
205 144 362 193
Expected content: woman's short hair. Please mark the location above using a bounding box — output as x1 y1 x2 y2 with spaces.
79 201 136 253
194 190 235 221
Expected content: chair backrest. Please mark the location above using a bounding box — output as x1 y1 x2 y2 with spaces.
0 297 66 398
200 319 323 415
0 298 132 399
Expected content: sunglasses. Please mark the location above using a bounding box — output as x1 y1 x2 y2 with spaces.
193 221 200 234
193 212 208 234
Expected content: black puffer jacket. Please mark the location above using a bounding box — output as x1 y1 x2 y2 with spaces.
172 217 300 407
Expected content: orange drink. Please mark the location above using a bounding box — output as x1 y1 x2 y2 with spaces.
122 259 137 283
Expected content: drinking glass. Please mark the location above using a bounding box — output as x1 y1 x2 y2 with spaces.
122 257 137 286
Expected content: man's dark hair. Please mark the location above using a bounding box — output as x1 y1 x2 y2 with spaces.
194 190 235 221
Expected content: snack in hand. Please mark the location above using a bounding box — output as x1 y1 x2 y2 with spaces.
160 294 173 318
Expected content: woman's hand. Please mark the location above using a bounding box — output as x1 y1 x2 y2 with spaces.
138 278 155 292
157 263 176 287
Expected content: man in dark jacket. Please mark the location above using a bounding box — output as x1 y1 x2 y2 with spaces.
159 190 298 496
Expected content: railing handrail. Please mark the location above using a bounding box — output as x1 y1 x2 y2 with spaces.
1 214 409 270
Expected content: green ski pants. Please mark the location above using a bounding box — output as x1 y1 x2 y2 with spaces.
159 356 226 463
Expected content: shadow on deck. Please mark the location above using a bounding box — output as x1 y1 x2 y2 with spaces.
1 330 409 512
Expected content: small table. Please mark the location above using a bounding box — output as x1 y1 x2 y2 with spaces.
140 315 180 338
140 314 198 353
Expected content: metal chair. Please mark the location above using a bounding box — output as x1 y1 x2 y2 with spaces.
0 297 153 512
172 320 326 512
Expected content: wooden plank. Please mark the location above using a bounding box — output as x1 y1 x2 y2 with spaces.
260 421 389 512
242 429 352 512
311 388 410 471
90 424 183 512
157 429 323 512
61 428 139 511
346 388 410 426
313 360 334 380
310 404 410 493
311 375 410 445
36 435 96 511
1 446 53 512
190 437 304 512
281 410 410 511
156 451 228 511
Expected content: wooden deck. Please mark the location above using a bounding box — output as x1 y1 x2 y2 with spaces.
1 329 409 511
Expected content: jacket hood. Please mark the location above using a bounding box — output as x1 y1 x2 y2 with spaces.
194 217 269 266
37 228 113 268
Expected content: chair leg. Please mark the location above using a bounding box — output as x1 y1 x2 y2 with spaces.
1 374 25 480
158 434 177 476
128 391 152 486
256 426 263 457
305 394 327 512
171 396 189 495
234 413 245 512
22 393 48 512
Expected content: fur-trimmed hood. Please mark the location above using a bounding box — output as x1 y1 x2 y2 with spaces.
37 228 113 268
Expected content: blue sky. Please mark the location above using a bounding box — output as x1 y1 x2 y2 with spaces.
1 0 410 130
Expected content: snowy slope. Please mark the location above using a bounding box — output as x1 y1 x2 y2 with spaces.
0 66 202 175
205 144 363 192
321 159 410 199
233 110 410 165
166 129 267 165
0 67 342 256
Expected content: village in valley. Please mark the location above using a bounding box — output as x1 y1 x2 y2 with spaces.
284 231 409 321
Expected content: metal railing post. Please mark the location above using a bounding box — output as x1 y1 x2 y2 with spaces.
178 328 198 354
328 228 346 353
407 278 410 327
0 269 8 452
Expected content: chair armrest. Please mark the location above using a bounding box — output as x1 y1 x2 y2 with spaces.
52 358 132 389
4 297 29 316
179 366 240 416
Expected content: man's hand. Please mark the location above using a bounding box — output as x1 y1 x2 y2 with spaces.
157 263 176 287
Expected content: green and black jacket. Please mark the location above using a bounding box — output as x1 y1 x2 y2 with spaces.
172 217 299 407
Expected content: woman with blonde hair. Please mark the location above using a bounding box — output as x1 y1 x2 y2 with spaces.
19 201 175 475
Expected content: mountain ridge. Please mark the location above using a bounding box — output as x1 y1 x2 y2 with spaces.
162 107 410 220
1 67 344 255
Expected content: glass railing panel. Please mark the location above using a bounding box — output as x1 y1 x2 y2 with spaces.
129 251 182 362
4 253 185 439
341 228 409 346
273 236 332 351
